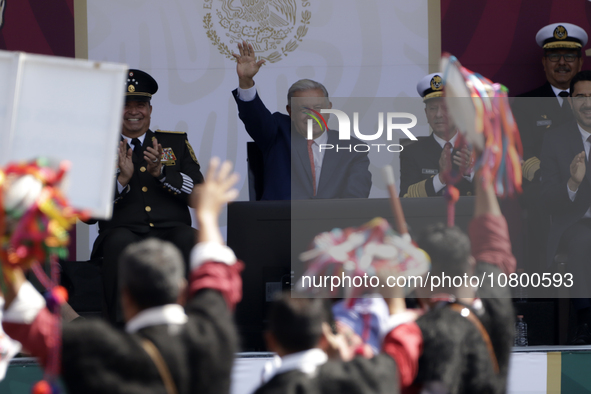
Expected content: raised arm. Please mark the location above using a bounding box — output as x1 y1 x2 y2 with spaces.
231 41 284 152
473 171 502 218
186 157 243 310
469 171 515 274
194 157 239 246
233 41 266 90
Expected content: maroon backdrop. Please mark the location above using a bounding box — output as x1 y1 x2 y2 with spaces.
442 0 591 96
0 0 76 256
0 0 74 57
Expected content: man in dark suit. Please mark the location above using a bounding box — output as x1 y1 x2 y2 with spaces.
399 73 473 198
513 23 587 273
541 70 591 344
253 294 421 394
2 158 242 393
91 69 204 324
232 41 371 200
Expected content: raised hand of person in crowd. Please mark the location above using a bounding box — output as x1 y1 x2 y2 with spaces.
473 166 502 218
191 157 239 245
232 40 266 89
568 151 586 192
438 143 452 183
453 146 473 176
144 137 164 178
117 140 134 187
321 322 352 361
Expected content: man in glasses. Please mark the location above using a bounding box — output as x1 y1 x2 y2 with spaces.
512 23 587 283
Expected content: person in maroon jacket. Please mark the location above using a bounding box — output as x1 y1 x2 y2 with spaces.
411 171 516 394
1 157 241 394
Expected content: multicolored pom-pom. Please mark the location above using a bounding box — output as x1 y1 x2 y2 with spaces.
0 159 82 394
440 53 523 198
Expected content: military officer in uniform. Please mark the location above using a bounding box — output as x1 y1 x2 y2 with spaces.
515 23 587 188
399 73 473 198
512 23 587 273
91 69 204 325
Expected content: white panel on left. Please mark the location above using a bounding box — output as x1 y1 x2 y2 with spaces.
0 51 128 219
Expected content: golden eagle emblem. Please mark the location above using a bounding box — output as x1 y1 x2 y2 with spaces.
430 75 443 91
554 25 568 40
203 0 311 63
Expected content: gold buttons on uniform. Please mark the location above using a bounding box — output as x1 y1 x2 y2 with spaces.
145 206 151 212
149 223 154 227
142 187 148 192
140 166 146 172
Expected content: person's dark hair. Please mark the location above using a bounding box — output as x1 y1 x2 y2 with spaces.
417 223 471 277
268 292 329 353
119 238 184 310
570 70 591 96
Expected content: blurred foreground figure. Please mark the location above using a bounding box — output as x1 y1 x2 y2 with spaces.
253 292 422 393
412 171 515 394
2 158 241 394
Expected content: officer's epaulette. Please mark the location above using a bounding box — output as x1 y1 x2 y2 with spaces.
155 129 186 134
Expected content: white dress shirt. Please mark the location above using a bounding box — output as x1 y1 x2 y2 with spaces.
550 84 569 107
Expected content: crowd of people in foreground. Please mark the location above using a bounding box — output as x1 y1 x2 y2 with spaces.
0 155 516 394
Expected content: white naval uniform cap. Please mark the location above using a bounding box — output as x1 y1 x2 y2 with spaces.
535 23 588 49
417 73 444 101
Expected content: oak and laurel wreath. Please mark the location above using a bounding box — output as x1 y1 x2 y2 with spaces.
203 13 233 60
203 6 311 63
279 10 310 57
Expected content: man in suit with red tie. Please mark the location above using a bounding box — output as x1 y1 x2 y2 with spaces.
513 23 587 275
541 70 591 344
231 41 371 200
